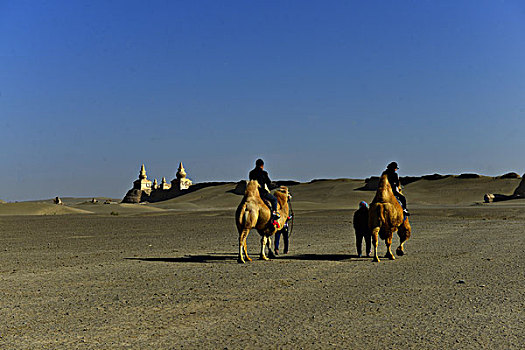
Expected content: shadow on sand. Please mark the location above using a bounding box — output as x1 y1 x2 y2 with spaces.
125 253 370 263
280 253 368 261
125 254 237 263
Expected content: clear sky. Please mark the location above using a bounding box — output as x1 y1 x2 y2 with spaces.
1 0 524 201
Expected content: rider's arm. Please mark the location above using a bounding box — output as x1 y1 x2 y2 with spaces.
264 171 272 189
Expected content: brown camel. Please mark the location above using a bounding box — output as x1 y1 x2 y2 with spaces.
235 180 290 264
368 174 411 262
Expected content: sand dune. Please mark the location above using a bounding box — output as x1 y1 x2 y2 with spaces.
403 176 521 206
1 175 522 216
0 202 92 216
150 183 240 210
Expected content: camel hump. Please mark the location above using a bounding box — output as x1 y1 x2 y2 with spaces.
372 174 398 204
244 180 260 197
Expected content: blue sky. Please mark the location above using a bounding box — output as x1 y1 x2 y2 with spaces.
1 0 524 201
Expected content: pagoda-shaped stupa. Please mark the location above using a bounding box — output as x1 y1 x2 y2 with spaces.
160 177 171 190
171 162 193 190
133 164 152 192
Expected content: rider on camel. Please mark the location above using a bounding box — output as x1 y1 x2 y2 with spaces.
382 161 410 216
249 159 280 221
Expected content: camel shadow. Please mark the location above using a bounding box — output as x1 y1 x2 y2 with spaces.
125 253 237 264
277 253 369 261
125 253 372 264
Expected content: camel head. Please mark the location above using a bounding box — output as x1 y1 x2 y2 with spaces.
274 186 289 207
275 186 288 197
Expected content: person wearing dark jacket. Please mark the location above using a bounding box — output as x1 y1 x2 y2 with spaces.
249 159 279 220
382 161 409 216
353 201 371 257
274 219 290 255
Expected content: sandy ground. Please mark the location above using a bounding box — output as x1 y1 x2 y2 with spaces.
1 202 524 349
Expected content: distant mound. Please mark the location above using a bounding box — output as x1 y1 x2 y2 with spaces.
422 174 451 181
457 173 481 179
357 174 450 191
484 173 525 203
356 177 380 191
498 172 521 179
309 179 331 183
276 180 301 187
230 180 300 196
231 181 247 195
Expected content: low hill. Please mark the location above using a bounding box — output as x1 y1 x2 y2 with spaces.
403 176 520 206
284 179 371 210
150 184 241 210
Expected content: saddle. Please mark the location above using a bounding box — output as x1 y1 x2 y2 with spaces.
394 196 403 207
262 198 272 210
261 198 281 229
395 196 408 222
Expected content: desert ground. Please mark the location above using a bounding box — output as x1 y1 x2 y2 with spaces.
1 176 524 349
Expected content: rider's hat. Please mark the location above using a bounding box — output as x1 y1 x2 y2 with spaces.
387 162 399 170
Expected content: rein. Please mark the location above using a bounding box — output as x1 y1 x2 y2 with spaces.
287 195 294 237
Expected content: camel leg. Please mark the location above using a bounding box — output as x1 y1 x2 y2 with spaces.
238 232 244 263
396 229 407 256
371 227 380 262
259 236 269 260
238 229 251 264
396 222 410 256
243 237 252 262
243 229 252 262
396 242 406 256
266 236 276 259
384 231 395 260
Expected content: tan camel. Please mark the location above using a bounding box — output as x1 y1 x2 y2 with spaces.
235 180 290 263
368 174 411 262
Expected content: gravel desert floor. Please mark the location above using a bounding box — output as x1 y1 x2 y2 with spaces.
1 205 524 349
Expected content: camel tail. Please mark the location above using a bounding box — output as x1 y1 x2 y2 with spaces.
242 209 250 227
236 202 248 229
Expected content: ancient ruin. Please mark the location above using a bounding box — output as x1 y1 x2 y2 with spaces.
122 163 193 203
